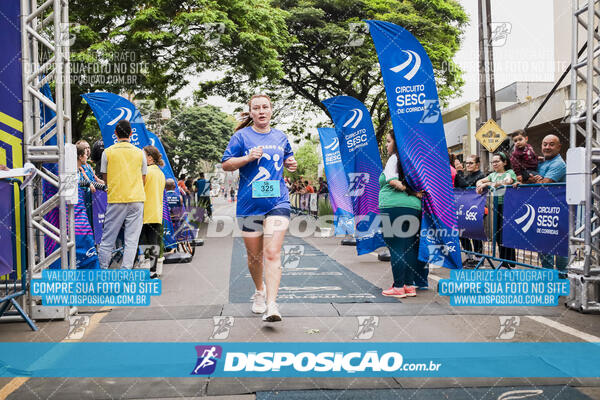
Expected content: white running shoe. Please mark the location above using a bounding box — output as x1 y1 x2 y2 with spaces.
251 287 266 314
262 302 282 322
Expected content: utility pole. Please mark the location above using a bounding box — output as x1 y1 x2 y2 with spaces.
478 0 496 171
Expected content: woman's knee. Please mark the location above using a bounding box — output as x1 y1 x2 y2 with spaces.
263 246 280 263
246 249 263 265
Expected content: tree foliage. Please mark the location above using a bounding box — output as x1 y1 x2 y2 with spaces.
68 0 291 140
286 139 321 182
202 0 467 145
161 105 235 177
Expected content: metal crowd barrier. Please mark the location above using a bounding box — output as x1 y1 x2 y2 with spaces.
458 183 568 271
0 179 37 330
291 185 571 275
290 193 329 217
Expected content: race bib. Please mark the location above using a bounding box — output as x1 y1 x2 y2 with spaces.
252 180 280 198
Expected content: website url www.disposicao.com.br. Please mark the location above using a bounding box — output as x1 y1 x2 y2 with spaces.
222 351 442 374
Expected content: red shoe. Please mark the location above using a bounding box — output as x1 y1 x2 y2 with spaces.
382 286 406 298
404 285 416 297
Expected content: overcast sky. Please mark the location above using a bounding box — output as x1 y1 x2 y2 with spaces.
177 0 556 119
449 0 555 108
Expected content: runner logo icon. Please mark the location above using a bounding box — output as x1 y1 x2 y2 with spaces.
390 50 421 80
347 173 369 197
342 108 363 129
191 345 222 375
514 204 536 233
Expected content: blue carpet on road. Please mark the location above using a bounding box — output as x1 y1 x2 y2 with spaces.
256 386 592 400
228 236 396 303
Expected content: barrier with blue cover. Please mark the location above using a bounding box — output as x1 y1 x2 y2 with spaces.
455 183 569 270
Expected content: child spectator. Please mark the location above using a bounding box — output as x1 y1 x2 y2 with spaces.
509 129 538 182
139 146 166 276
165 179 183 210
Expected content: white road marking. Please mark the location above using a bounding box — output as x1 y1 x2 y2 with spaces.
526 316 600 342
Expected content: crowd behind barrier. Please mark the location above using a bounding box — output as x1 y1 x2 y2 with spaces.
290 193 329 217
455 183 572 272
291 182 573 274
0 179 36 330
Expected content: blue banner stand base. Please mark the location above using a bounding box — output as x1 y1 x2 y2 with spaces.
164 252 193 264
341 236 357 246
0 298 38 331
378 248 391 262
462 250 521 270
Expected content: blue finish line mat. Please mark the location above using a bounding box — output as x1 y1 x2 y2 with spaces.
228 236 396 303
256 386 592 400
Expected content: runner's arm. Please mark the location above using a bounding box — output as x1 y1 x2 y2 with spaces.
222 147 262 171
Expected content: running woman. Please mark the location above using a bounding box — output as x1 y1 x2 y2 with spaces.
221 94 297 322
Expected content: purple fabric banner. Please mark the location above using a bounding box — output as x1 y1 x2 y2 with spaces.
0 181 15 276
92 190 107 245
317 127 354 235
502 185 568 256
321 96 386 255
366 20 462 268
454 189 487 241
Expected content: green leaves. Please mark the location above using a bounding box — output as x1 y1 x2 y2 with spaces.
287 140 321 181
161 105 235 177
71 0 291 139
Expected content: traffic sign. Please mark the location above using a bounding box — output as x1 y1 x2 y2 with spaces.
475 119 507 152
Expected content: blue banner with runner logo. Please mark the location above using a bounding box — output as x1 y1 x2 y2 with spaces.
1 342 599 377
321 97 385 255
366 20 462 269
81 92 151 150
317 127 354 235
454 189 487 241
502 185 568 256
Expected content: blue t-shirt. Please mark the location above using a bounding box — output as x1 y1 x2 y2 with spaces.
195 179 210 196
165 190 181 211
221 126 293 216
537 154 566 183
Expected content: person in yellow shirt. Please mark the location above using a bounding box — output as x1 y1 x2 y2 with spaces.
138 145 166 277
98 120 147 269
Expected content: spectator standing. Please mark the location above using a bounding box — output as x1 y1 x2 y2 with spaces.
97 120 147 269
455 155 486 266
185 176 194 205
74 144 100 269
90 138 104 177
318 177 329 194
448 153 457 186
178 176 190 207
76 140 105 227
304 180 315 194
476 152 516 267
195 173 213 219
530 135 568 276
139 146 166 277
379 133 425 298
509 129 538 182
